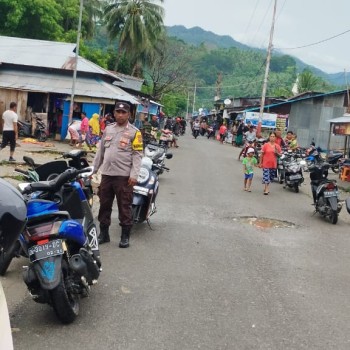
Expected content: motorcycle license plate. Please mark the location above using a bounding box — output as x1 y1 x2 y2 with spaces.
324 191 338 198
289 174 302 180
28 239 64 262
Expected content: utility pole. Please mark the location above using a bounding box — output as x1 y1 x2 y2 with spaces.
257 0 277 136
192 83 197 115
69 0 84 124
345 69 350 113
186 91 190 120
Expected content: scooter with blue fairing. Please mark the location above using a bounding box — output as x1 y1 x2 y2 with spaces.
17 167 101 324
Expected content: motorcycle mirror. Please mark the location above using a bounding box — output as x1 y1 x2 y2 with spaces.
17 182 31 193
165 153 173 159
346 198 350 214
23 155 36 168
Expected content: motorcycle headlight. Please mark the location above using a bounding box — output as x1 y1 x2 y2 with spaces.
137 168 150 184
288 164 299 172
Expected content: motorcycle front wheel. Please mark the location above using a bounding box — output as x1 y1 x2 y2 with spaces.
294 183 299 193
331 166 339 174
50 273 80 324
277 170 284 184
0 240 20 276
330 210 338 224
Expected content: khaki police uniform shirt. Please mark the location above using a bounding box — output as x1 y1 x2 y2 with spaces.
93 122 143 179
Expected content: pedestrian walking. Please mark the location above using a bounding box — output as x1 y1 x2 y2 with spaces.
78 112 89 148
259 132 281 195
68 119 81 146
1 102 18 162
93 102 143 248
242 147 258 192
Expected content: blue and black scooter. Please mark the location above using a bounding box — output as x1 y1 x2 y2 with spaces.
18 168 101 324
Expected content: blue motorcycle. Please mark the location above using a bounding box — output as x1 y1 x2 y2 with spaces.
18 168 101 323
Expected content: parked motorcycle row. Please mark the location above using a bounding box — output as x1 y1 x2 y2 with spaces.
0 134 174 324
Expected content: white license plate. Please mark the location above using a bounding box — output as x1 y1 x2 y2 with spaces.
324 191 338 197
289 174 302 180
28 239 64 262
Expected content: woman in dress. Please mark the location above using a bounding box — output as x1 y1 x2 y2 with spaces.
259 131 281 195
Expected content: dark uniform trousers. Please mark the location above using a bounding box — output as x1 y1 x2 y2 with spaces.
98 175 133 228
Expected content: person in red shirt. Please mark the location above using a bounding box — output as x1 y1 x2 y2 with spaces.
219 123 227 144
259 132 281 195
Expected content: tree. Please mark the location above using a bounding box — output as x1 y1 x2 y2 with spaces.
297 69 323 93
104 0 165 77
0 0 63 40
144 37 194 100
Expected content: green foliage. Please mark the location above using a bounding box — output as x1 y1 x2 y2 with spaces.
296 69 334 93
0 0 63 40
104 0 165 76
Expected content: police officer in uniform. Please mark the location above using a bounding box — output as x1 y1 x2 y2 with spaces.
93 102 143 248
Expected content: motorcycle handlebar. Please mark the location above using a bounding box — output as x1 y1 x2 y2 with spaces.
22 167 92 194
14 168 29 175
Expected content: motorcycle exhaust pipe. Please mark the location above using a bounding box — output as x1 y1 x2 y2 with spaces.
79 248 100 284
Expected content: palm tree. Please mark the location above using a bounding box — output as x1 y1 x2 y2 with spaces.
84 0 108 39
104 0 165 76
297 69 322 93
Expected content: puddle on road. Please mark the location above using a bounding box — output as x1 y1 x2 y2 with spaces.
233 216 296 229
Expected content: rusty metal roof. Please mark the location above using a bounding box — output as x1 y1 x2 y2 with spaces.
0 69 138 104
0 36 122 81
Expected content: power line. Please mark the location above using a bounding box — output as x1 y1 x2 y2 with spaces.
276 28 350 50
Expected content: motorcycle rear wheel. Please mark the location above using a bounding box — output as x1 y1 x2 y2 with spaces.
330 210 338 225
50 274 79 324
38 131 47 142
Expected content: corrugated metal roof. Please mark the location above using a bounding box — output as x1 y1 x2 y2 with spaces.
245 90 347 112
113 72 144 91
0 69 138 104
0 36 122 81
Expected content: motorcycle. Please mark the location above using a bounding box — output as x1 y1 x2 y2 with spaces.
132 157 159 225
15 168 101 323
0 166 98 274
18 114 47 142
192 127 200 139
309 161 342 224
206 126 215 139
0 179 27 276
327 151 344 173
22 149 94 207
279 151 305 192
144 141 173 175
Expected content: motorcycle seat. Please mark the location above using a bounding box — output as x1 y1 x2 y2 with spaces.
20 120 32 127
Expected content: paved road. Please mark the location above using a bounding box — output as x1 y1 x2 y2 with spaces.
3 132 350 350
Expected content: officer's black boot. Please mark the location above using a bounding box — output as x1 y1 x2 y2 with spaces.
119 226 131 248
98 225 110 244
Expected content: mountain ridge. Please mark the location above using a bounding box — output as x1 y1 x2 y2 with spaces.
166 25 344 87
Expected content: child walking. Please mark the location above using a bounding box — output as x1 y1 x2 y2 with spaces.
242 148 258 192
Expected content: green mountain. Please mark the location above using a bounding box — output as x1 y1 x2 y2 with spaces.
166 25 345 87
166 25 250 50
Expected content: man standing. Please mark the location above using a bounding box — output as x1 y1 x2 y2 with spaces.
93 102 143 248
1 102 18 162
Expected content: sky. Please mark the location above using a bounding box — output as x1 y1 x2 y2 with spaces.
162 0 350 78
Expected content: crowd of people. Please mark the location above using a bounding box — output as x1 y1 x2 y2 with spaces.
189 117 301 196
68 111 118 149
